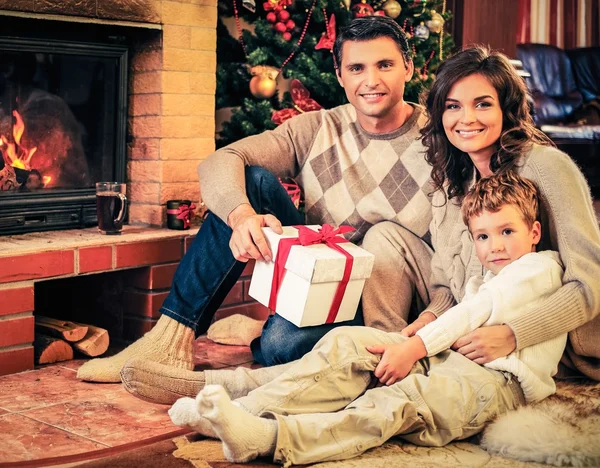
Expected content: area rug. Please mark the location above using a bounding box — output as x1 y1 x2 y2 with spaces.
170 380 600 468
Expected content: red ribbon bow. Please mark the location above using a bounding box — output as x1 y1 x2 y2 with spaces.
269 224 356 324
167 203 196 229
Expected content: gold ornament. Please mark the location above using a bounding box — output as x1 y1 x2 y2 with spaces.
249 65 280 99
341 0 351 10
426 9 444 34
382 0 401 18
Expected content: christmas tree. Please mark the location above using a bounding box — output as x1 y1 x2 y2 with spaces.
216 0 454 147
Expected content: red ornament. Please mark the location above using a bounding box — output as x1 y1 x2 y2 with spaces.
352 2 374 17
315 13 336 51
271 79 323 125
286 19 295 30
266 11 277 22
278 9 290 21
275 21 287 32
283 31 292 41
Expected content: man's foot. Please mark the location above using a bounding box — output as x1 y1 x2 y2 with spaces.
197 385 277 463
77 315 195 383
121 358 206 404
168 397 217 438
207 314 265 346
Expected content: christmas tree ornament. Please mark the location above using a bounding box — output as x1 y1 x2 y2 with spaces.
249 65 280 99
382 0 401 18
272 79 323 125
315 13 336 52
275 21 287 32
283 31 292 41
415 21 430 41
426 9 444 33
242 0 256 12
266 11 277 22
278 9 290 21
342 0 351 10
352 0 375 17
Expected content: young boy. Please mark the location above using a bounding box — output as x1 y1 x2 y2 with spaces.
169 172 567 467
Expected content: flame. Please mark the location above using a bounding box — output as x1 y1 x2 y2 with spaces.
43 176 52 185
0 110 39 171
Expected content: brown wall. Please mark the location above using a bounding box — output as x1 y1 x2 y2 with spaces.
449 0 520 57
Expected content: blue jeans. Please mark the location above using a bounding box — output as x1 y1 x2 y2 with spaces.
160 166 364 366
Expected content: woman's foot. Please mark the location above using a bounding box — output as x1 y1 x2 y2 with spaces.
121 358 206 404
77 315 195 383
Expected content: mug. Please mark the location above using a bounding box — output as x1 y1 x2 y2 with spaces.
96 182 127 235
167 199 195 230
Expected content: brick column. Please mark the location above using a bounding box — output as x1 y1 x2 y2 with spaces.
128 0 217 227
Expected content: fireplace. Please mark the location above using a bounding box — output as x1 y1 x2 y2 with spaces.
0 35 128 235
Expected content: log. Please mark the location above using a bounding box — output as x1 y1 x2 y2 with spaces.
35 316 88 342
34 334 74 364
72 324 109 357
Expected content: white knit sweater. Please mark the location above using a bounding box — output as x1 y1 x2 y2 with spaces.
417 251 566 403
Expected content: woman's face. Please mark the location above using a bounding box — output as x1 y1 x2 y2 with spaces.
442 73 503 172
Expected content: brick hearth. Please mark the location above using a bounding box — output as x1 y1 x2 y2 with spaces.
0 228 269 376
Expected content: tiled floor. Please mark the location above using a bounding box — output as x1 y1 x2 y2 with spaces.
0 336 254 465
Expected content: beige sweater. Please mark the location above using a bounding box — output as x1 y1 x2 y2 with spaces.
426 144 600 380
198 104 432 243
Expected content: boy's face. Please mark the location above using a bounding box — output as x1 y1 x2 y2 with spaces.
336 37 414 133
469 204 541 275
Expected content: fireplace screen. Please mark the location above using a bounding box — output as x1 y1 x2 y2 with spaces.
0 37 127 234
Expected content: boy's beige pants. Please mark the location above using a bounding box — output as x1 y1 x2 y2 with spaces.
217 326 525 467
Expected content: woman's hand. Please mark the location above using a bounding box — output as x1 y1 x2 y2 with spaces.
451 324 516 364
400 311 437 337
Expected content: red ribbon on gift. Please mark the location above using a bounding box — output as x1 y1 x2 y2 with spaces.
269 224 356 324
167 203 196 229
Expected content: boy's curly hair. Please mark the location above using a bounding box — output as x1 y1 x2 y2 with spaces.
461 172 539 229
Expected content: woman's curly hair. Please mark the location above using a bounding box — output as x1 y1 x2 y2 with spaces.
420 45 552 203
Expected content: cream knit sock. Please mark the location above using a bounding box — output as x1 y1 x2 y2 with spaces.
207 314 265 346
121 358 205 405
77 315 194 383
168 396 217 438
197 385 277 463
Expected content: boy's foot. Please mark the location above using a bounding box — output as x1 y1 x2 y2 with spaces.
121 358 206 404
77 315 194 383
168 396 217 438
197 385 277 463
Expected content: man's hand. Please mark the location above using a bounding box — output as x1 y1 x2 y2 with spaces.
227 204 283 262
400 311 437 337
451 324 516 364
366 336 427 386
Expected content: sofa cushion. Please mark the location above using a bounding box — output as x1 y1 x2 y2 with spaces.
567 47 600 103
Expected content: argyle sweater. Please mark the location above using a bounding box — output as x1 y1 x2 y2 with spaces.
198 104 432 243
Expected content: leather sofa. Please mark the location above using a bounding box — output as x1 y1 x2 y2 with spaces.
516 43 600 196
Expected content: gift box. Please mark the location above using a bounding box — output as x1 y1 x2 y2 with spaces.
248 225 375 327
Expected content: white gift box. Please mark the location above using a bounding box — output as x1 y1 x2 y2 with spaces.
248 225 375 327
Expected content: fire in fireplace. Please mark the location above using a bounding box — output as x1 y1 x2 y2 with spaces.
0 36 128 235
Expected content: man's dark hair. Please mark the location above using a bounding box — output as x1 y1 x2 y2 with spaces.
333 16 411 72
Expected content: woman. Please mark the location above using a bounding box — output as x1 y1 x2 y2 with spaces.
412 45 600 379
120 46 600 407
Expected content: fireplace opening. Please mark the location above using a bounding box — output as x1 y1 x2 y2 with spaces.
0 35 128 235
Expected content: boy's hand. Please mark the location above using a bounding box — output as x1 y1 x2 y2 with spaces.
227 204 283 262
366 336 427 386
400 311 437 337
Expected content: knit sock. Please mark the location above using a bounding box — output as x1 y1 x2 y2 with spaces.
121 358 205 405
207 314 265 346
197 385 277 463
168 396 217 438
77 315 194 383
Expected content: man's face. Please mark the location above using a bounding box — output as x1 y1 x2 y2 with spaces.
337 37 414 133
469 205 541 275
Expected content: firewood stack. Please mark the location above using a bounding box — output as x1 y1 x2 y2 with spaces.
34 316 109 364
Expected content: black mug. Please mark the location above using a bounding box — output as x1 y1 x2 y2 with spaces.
167 200 195 230
96 182 127 235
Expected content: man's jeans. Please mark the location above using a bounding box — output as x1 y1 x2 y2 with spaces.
160 166 364 366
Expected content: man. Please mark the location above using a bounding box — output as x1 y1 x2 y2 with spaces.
77 16 434 389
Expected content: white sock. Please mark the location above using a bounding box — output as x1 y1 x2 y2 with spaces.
168 397 217 438
197 384 277 462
